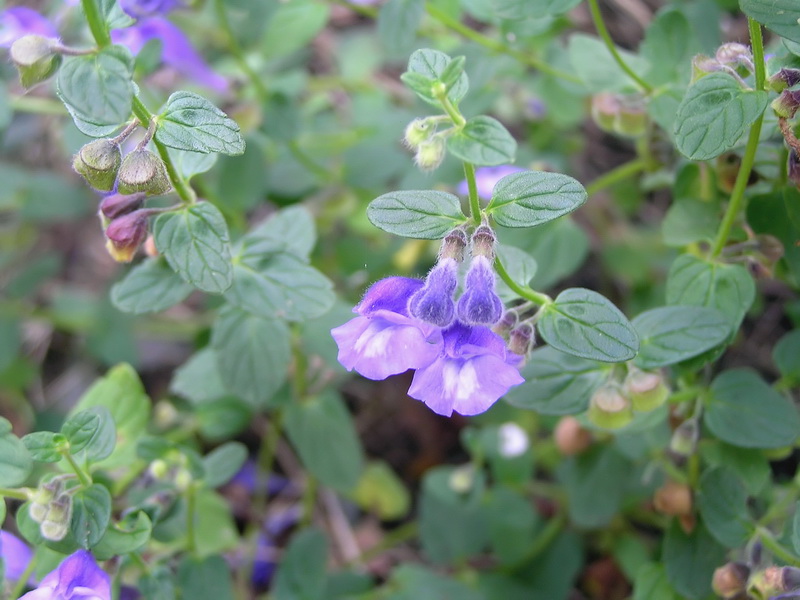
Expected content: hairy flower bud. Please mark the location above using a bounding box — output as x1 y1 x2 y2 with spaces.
10 35 61 88
751 566 800 597
439 228 468 262
117 149 172 196
498 422 529 457
470 225 496 259
73 139 122 192
653 480 692 516
669 419 699 462
624 369 669 412
404 118 434 149
554 416 592 456
105 209 151 263
493 310 518 336
715 42 754 71
691 54 723 81
414 137 445 172
587 385 633 429
508 323 534 356
408 257 458 327
712 562 750 599
99 192 145 220
772 90 800 119
769 68 800 93
40 494 72 541
457 255 504 326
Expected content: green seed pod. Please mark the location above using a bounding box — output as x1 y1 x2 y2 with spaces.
116 149 172 196
73 139 122 191
587 385 633 429
414 137 445 172
9 35 61 88
624 370 669 412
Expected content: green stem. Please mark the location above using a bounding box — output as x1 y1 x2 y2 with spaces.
213 0 269 98
63 452 92 487
710 113 764 257
425 4 581 84
585 158 649 196
80 0 111 48
345 521 419 567
10 554 37 599
301 477 318 527
586 0 652 93
462 162 481 224
494 257 552 306
0 487 29 501
749 18 766 91
757 527 800 567
185 483 198 556
437 94 466 128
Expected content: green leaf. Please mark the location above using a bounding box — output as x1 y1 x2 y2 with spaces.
705 368 800 449
377 0 424 57
674 72 769 160
568 33 650 92
193 490 240 558
419 466 488 565
633 564 680 600
632 306 731 369
401 48 469 106
495 245 538 301
663 521 726 600
661 199 719 247
154 202 233 294
70 484 112 549
0 315 20 373
447 116 517 166
792 501 800 555
351 461 411 521
56 46 134 137
22 431 61 463
701 442 770 495
61 407 116 462
537 288 639 362
367 190 467 239
156 91 245 155
666 255 755 330
504 346 609 414
226 254 334 322
740 0 800 44
392 565 485 600
111 257 193 314
0 421 32 487
696 467 750 548
487 170 587 228
774 329 800 382
284 391 365 493
99 0 134 29
244 205 317 260
170 348 227 405
260 0 330 61
273 529 328 600
492 0 581 18
211 307 291 407
168 147 218 180
177 555 234 600
93 511 152 561
201 442 248 489
485 487 540 565
640 10 694 86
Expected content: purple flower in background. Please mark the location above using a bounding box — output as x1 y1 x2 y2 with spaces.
408 322 523 416
120 0 183 19
1 530 33 583
19 550 110 600
331 277 443 380
0 7 57 47
229 460 292 495
457 165 525 200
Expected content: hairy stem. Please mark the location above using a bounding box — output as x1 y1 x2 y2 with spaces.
463 162 482 224
80 0 111 48
494 257 552 306
585 158 649 196
63 451 92 487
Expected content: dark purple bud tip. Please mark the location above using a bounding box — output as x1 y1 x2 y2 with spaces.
493 310 518 335
789 150 800 190
99 192 146 220
508 323 534 356
456 255 503 325
712 562 750 599
408 258 458 327
105 208 151 263
769 68 800 92
772 90 800 119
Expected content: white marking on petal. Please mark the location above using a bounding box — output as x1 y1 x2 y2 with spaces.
354 325 394 358
442 360 480 402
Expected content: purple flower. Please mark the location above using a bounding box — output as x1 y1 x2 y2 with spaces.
456 255 503 325
111 18 228 93
1 530 33 583
229 460 291 496
408 322 523 416
19 550 110 600
0 7 58 47
331 277 443 380
408 258 458 327
119 0 183 19
457 165 525 200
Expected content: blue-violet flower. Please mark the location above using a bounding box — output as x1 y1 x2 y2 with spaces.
408 258 458 327
19 550 110 600
1 530 33 583
456 255 503 325
0 7 57 47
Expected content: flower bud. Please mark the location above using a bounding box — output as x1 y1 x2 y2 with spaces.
457 255 504 326
712 562 750 599
715 42 754 70
144 235 159 257
105 209 151 263
614 102 647 138
691 55 723 81
498 422 529 458
404 118 434 149
751 566 800 597
40 519 69 542
175 468 193 491
470 225 496 259
40 494 72 541
653 480 692 516
10 35 61 88
448 465 475 494
73 139 122 192
789 150 800 190
757 234 784 263
28 501 50 524
116 149 172 196
768 68 800 93
493 310 518 336
669 419 699 462
554 416 592 456
772 90 800 119
591 93 620 134
439 228 468 262
149 459 169 480
508 323 534 356
587 385 633 429
624 370 669 412
99 192 146 220
408 257 458 327
414 137 445 172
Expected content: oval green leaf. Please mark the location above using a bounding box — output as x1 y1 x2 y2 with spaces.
447 116 517 166
111 257 193 314
487 170 587 228
741 0 800 44
156 91 245 155
367 190 466 239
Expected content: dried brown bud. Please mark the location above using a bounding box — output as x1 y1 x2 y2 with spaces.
653 480 692 516
712 562 750 599
554 416 592 456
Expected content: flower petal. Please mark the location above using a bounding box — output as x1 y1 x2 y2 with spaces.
0 531 33 582
356 277 424 317
0 7 57 48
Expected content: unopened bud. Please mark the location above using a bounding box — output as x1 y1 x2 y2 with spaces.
404 118 434 149
149 459 169 480
757 234 784 263
105 209 151 263
691 54 723 81
448 465 474 494
591 92 620 134
116 149 172 196
653 480 692 516
508 323 534 356
40 519 69 542
554 416 592 456
789 150 800 190
769 68 800 93
587 385 633 429
28 501 49 524
10 35 61 88
175 468 192 491
439 228 468 262
669 419 699 461
40 494 72 541
493 310 518 336
772 90 800 119
73 139 122 191
470 225 496 259
414 137 445 172
715 42 754 71
624 370 669 412
751 566 800 596
99 192 145 220
712 562 750 599
615 103 647 138
498 422 529 457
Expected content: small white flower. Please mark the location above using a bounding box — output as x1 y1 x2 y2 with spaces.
498 422 529 457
